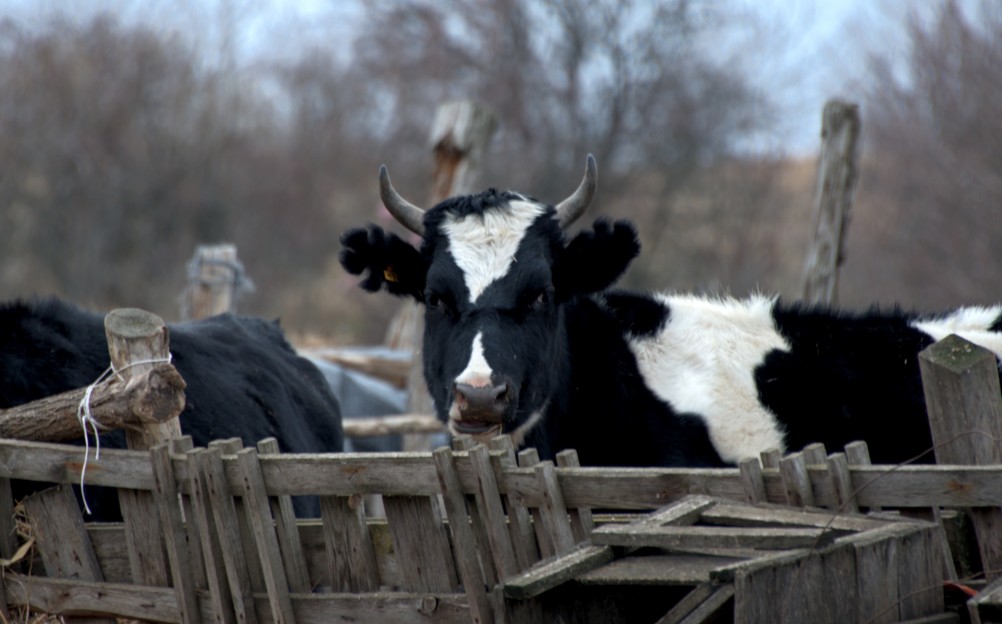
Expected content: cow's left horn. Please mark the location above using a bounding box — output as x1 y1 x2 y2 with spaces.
555 154 597 228
379 165 426 236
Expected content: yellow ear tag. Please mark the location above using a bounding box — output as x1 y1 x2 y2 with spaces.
383 266 399 283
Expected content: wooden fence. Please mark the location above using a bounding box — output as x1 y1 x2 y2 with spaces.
0 431 996 623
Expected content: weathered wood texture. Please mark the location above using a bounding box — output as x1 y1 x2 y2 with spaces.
0 363 186 442
7 438 962 624
920 334 1002 584
105 307 179 590
180 243 251 321
803 99 861 305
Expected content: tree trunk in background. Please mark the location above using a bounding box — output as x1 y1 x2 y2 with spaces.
395 101 498 448
803 100 861 305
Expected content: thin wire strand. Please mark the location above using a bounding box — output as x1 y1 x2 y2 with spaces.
75 353 174 515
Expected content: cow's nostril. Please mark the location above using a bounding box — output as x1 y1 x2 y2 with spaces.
454 382 509 423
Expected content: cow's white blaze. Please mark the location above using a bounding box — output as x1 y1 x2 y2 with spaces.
911 305 1002 356
443 200 546 302
455 331 493 388
626 293 789 464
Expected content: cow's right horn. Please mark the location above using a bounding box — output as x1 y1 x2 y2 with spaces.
379 165 426 236
554 154 597 228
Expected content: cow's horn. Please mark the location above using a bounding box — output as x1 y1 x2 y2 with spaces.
555 154 597 228
379 165 426 236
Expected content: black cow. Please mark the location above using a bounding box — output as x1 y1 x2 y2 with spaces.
1 297 344 516
339 156 1002 467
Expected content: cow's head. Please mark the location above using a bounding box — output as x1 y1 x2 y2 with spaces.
339 156 639 445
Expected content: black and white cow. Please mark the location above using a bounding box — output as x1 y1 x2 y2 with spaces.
340 156 1002 468
1 297 344 515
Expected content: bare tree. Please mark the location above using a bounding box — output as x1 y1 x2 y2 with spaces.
846 0 1002 309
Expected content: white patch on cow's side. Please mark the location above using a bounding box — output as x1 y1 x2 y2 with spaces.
626 293 791 464
911 305 1002 357
443 200 547 302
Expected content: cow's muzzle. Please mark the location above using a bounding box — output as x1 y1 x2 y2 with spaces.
452 382 511 435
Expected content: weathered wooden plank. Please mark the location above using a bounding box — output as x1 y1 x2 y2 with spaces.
4 572 180 622
759 448 781 470
150 444 200 624
470 444 520 580
555 449 594 541
382 495 459 592
635 496 716 528
211 438 266 593
201 447 259 624
801 443 828 466
7 438 1002 511
896 525 945 620
188 448 236 624
825 452 858 513
22 484 104 580
319 494 380 593
452 437 498 586
2 572 473 624
698 502 886 532
502 545 614 600
433 446 494 624
534 461 576 556
517 448 553 560
779 451 815 507
488 436 540 570
921 334 1002 581
578 553 746 587
257 438 311 594
171 436 207 592
593 525 841 551
850 522 915 623
735 546 857 624
236 448 297 624
738 458 767 504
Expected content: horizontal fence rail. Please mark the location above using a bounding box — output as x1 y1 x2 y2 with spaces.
2 438 1001 510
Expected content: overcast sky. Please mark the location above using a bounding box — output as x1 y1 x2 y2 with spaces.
0 0 983 156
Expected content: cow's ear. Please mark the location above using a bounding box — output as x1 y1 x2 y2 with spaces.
339 226 427 300
553 219 640 297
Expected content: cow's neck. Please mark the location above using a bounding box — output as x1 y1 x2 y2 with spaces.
524 296 649 463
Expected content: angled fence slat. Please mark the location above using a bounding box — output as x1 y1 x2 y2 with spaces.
257 437 311 593
201 446 259 624
150 444 199 624
433 446 493 624
187 447 236 624
235 448 297 624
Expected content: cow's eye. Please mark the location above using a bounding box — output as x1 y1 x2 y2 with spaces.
530 289 553 312
425 291 456 318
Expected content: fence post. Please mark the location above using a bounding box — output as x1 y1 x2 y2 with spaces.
919 333 1002 580
181 243 253 321
105 308 179 586
397 101 498 446
802 99 861 305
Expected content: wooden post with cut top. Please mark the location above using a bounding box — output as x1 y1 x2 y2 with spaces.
105 308 180 587
397 101 499 443
919 333 1002 581
181 243 252 320
802 99 861 305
